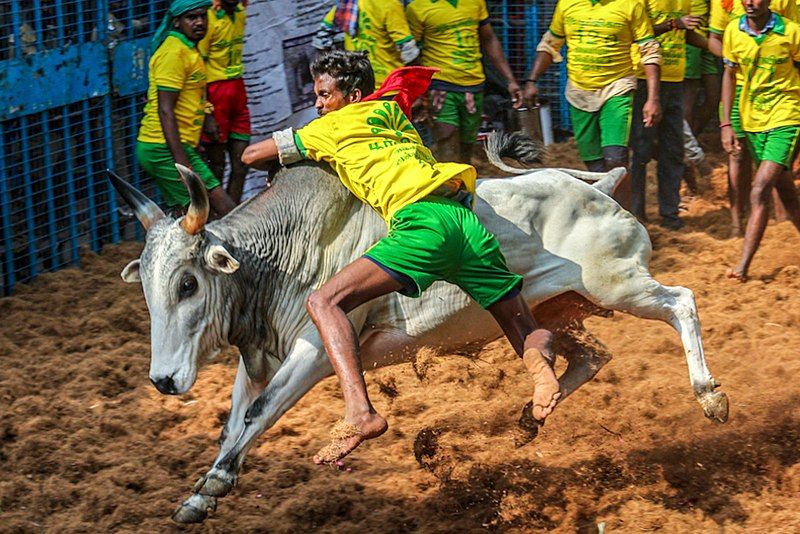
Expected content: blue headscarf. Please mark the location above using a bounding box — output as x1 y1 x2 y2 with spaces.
150 0 213 54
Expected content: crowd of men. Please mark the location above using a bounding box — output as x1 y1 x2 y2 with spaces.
138 0 800 284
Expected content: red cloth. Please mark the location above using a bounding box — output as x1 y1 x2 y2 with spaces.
361 66 439 120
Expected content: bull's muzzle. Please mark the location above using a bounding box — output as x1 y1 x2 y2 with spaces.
151 375 180 395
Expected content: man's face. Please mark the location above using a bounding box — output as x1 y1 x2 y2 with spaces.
742 0 770 18
174 8 208 42
221 0 240 7
314 74 360 116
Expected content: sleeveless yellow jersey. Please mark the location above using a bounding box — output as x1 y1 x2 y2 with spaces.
406 0 490 87
198 3 246 82
138 31 207 145
322 0 415 85
723 14 800 132
632 0 692 82
294 100 476 222
550 0 655 90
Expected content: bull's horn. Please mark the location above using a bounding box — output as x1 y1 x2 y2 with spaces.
107 169 165 231
175 164 209 235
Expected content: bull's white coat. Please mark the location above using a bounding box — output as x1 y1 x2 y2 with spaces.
116 162 727 523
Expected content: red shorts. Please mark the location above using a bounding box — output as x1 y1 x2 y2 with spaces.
202 77 251 144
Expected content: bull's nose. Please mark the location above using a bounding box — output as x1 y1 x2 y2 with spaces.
150 375 179 395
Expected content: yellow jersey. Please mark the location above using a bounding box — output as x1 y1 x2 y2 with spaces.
710 0 798 34
689 0 710 37
723 14 800 131
321 0 415 85
550 0 655 90
138 31 207 145
294 100 476 222
632 0 692 81
198 3 246 83
406 0 490 87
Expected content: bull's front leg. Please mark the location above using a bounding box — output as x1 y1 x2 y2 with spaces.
174 335 333 523
173 354 270 523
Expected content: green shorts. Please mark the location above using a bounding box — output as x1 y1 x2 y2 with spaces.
745 125 800 168
569 92 634 162
720 85 746 138
136 141 221 207
431 91 485 145
364 196 523 309
685 46 720 80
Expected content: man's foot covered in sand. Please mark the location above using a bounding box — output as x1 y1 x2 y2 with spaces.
726 266 748 282
523 348 562 421
313 413 387 465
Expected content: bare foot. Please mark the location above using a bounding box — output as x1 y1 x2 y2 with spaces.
523 348 562 421
313 413 387 465
726 267 748 283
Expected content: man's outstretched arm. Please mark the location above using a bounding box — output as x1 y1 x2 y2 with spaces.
241 138 278 170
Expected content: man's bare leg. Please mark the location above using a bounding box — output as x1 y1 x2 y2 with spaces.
728 144 752 237
773 169 800 230
727 160 784 281
488 292 561 421
227 139 249 203
432 122 461 163
208 186 236 217
205 143 226 182
305 258 403 464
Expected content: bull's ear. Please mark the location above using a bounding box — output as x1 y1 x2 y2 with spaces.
121 259 141 283
205 244 240 274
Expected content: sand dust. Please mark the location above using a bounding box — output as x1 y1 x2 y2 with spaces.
2 138 800 532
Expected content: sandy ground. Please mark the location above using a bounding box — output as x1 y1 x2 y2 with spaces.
2 139 800 533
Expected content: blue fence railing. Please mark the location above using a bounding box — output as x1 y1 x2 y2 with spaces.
0 0 168 295
0 0 567 296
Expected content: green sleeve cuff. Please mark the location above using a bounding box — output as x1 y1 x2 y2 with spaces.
549 28 565 39
636 35 655 44
395 35 414 45
156 85 180 92
294 132 308 158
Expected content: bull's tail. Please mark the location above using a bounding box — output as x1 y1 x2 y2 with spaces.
484 131 545 174
483 132 626 196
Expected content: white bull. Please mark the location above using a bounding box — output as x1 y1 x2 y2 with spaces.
109 139 727 523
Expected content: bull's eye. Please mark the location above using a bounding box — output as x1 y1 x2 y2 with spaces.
179 274 198 299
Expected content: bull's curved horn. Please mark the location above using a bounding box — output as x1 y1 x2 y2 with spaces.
107 169 165 230
175 163 209 235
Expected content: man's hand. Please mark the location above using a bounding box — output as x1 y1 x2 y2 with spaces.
675 15 702 30
642 98 662 128
523 80 538 107
508 80 523 109
721 124 741 155
203 115 220 143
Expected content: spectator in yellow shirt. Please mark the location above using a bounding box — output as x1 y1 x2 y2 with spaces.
241 50 560 465
525 0 663 210
136 0 236 216
406 0 523 164
708 0 798 235
313 0 421 86
721 0 800 281
198 0 251 203
630 0 708 230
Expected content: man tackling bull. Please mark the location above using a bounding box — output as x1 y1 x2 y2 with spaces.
241 50 561 465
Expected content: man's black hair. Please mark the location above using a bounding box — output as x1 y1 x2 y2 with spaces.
310 50 375 97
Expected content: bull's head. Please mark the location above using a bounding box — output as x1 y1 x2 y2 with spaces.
109 166 240 395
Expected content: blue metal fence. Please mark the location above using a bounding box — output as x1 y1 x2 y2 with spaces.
0 0 568 295
487 0 571 133
0 0 167 295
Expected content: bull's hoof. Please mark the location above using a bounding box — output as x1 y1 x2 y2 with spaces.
172 494 216 524
194 469 237 497
698 390 729 423
515 400 544 447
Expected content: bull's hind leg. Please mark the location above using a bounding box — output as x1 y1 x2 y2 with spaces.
533 292 614 399
555 327 613 399
588 280 728 423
